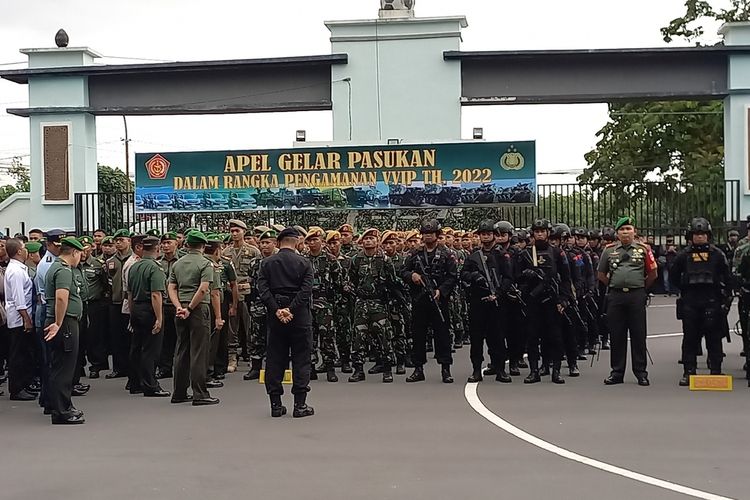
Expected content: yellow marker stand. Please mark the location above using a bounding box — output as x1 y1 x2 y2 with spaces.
689 375 733 391
258 369 293 384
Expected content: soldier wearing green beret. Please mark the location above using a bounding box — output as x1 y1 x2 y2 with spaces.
167 231 220 406
127 236 170 397
597 216 658 386
156 232 180 379
79 235 109 379
43 237 86 424
105 229 133 379
70 238 92 396
204 236 236 384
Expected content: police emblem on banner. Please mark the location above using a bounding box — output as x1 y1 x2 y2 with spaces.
500 146 524 171
145 154 170 180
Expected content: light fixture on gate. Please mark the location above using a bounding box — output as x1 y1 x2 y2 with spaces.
473 127 484 140
387 138 401 145
296 130 306 142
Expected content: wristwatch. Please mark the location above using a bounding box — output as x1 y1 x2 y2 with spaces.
187 305 194 313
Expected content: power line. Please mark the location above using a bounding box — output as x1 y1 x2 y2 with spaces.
611 111 722 116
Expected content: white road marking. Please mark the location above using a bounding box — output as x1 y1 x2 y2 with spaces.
647 332 684 339
464 383 735 500
648 304 676 308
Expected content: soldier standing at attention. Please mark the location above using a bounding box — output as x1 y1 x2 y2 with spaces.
381 230 410 374
127 236 170 397
304 227 342 382
81 235 109 379
401 219 458 384
202 234 229 387
598 216 658 386
222 219 260 373
156 233 179 379
326 230 355 374
347 228 399 383
244 230 276 381
257 227 315 418
339 224 356 256
44 237 86 425
167 231 219 406
105 229 133 380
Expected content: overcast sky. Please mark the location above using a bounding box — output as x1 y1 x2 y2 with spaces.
0 0 723 185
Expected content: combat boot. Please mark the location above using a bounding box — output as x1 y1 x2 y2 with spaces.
495 370 512 383
326 365 338 383
568 363 580 377
517 358 528 369
551 367 565 384
483 364 497 376
227 352 238 373
404 355 415 368
524 369 541 384
243 359 262 381
368 362 384 374
271 404 287 418
679 368 695 387
467 367 483 383
395 357 406 375
406 366 425 383
348 366 365 383
509 361 521 377
540 364 551 377
293 404 315 418
315 362 327 374
601 339 610 350
341 361 353 374
382 364 393 383
577 348 587 361
441 364 454 384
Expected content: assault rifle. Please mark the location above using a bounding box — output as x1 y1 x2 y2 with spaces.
479 251 499 307
415 257 446 324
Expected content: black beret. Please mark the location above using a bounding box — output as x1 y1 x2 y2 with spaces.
277 227 300 241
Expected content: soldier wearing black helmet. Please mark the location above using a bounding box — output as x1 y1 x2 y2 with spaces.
515 218 572 384
670 217 732 386
489 220 527 376
401 219 458 384
549 223 585 377
573 228 601 354
461 220 513 383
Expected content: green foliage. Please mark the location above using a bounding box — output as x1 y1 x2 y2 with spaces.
661 0 750 43
0 157 30 204
98 164 132 193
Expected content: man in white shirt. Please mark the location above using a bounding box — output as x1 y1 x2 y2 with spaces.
4 238 35 400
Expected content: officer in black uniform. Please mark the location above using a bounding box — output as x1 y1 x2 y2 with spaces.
516 219 571 384
401 219 458 384
257 227 315 418
461 220 513 383
669 218 731 386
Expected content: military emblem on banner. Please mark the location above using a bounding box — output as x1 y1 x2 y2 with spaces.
145 154 170 180
500 146 524 171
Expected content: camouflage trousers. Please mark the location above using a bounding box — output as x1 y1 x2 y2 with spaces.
228 299 251 355
388 301 410 361
352 298 395 367
449 290 465 345
334 299 353 363
312 302 336 366
248 314 267 361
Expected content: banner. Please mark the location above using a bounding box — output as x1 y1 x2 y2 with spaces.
134 141 535 213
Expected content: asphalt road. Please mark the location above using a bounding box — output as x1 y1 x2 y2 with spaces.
0 296 746 500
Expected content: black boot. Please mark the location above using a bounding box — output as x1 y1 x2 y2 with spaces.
509 361 521 377
441 364 453 384
577 348 587 361
483 364 497 376
495 370 512 383
244 359 262 381
551 367 565 384
270 395 286 418
406 366 425 383
368 363 384 375
395 361 406 375
310 369 318 381
341 361 353 374
568 364 580 377
679 368 695 387
326 365 338 383
404 356 415 368
467 367 483 383
348 366 365 382
382 364 393 383
517 358 528 369
524 369 541 384
293 404 315 418
601 339 610 350
540 364 550 377
315 362 327 373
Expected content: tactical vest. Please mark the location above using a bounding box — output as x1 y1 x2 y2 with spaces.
682 244 717 286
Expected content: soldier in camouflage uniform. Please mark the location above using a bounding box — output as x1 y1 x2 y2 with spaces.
243 229 277 380
222 219 260 372
339 224 356 257
449 231 468 349
326 230 354 374
381 230 410 374
348 228 399 383
204 235 237 384
305 227 343 382
733 232 750 363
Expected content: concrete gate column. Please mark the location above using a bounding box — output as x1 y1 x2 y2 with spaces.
22 46 100 231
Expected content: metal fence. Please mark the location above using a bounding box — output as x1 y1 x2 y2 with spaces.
75 180 741 242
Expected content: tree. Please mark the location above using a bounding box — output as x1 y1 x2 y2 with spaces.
98 164 132 193
579 1 748 229
96 164 133 231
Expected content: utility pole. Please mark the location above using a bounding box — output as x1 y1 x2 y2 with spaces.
122 115 130 182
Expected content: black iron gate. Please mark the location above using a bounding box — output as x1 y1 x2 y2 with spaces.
75 180 741 241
